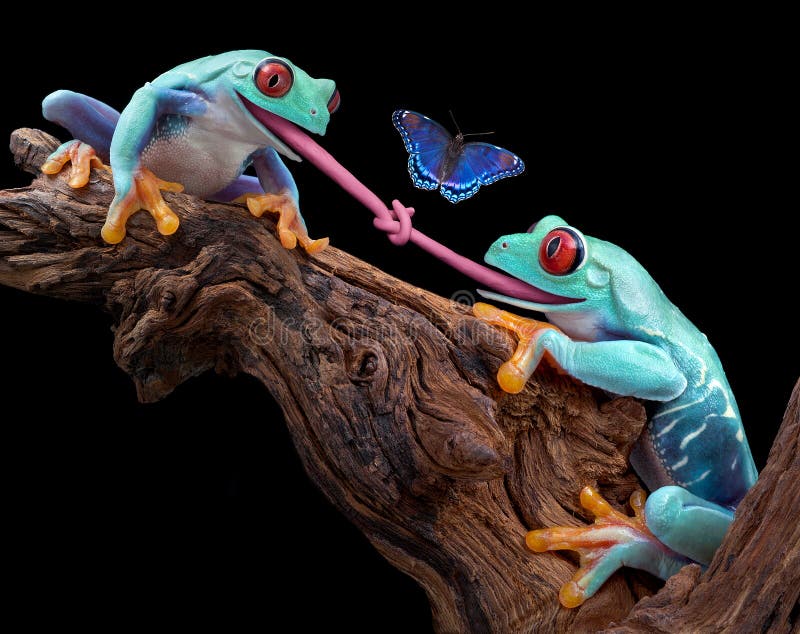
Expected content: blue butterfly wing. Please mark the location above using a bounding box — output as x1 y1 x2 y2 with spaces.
393 110 452 191
462 143 526 186
407 149 447 191
439 158 481 203
392 110 452 155
441 141 525 203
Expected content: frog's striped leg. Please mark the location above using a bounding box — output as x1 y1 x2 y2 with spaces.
235 148 328 254
527 486 691 608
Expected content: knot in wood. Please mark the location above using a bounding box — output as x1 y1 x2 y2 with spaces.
347 341 387 386
160 290 176 312
358 352 378 377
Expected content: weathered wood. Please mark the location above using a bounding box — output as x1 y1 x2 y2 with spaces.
2 128 796 633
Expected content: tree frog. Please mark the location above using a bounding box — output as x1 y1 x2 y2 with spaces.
40 50 340 251
473 215 757 608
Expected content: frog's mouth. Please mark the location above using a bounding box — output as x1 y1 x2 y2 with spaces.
235 92 301 160
476 289 583 312
478 260 584 310
237 91 337 162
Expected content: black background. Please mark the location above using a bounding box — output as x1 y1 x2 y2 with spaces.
1 13 795 631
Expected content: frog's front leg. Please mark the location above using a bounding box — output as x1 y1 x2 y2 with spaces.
472 302 561 393
101 85 210 243
472 302 688 400
231 148 328 254
102 169 185 243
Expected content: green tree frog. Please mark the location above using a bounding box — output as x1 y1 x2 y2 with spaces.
40 50 339 251
474 215 757 608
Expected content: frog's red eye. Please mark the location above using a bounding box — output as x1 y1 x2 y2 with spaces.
254 59 294 98
539 227 586 275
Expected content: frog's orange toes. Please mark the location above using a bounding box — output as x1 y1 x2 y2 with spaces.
240 191 329 254
526 487 660 608
101 168 183 244
472 302 562 393
41 140 109 188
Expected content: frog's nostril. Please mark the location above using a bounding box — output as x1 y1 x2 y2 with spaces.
310 108 317 116
327 89 341 114
501 242 509 249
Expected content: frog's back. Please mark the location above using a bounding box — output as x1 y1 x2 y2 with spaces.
152 50 268 89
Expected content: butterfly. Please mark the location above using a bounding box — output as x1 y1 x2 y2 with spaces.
392 110 525 203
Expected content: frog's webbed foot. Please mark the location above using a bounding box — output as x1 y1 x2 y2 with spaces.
102 169 184 244
239 191 329 254
527 486 687 608
473 302 562 393
41 140 109 188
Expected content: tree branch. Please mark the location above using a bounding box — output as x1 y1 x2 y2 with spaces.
2 129 796 633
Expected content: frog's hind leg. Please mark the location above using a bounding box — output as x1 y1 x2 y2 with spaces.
213 175 315 250
42 90 119 160
211 175 264 203
527 486 691 608
642 485 734 566
41 91 120 188
227 148 328 254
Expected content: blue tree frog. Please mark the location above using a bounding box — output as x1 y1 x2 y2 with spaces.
473 215 757 608
40 50 339 251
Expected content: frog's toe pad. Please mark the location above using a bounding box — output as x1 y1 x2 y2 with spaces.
526 486 656 608
101 222 126 245
41 140 108 189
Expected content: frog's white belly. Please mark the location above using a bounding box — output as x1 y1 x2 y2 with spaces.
142 125 260 198
140 89 277 198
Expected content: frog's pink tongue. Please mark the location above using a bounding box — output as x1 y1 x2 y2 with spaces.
244 99 574 305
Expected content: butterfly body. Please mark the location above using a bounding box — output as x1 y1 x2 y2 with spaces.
393 110 525 203
436 133 465 180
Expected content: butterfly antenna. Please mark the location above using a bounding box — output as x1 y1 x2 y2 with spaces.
448 110 494 137
448 109 462 136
